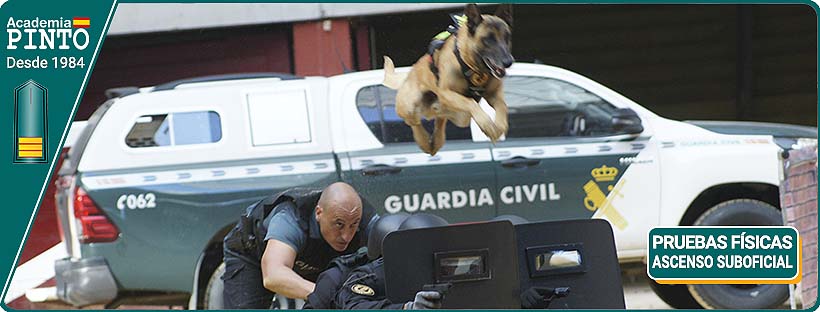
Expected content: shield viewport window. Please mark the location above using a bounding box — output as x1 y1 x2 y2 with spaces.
533 249 582 271
440 256 483 276
434 249 490 282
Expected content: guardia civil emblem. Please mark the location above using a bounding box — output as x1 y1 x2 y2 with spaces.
351 284 375 296
582 165 628 230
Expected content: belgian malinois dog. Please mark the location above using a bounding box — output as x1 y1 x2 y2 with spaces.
383 4 514 155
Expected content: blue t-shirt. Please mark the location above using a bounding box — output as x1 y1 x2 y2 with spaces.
264 210 307 252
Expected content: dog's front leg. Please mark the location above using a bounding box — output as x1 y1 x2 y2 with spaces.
438 89 502 142
484 93 509 137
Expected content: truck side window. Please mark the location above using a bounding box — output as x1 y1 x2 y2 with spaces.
125 111 222 148
503 76 619 138
356 85 470 144
246 90 312 146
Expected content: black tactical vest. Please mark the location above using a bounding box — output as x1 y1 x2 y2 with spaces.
224 188 376 282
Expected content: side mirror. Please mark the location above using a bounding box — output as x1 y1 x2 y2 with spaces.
611 108 643 135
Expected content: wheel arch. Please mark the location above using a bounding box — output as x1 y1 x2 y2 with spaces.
678 182 780 226
191 224 234 309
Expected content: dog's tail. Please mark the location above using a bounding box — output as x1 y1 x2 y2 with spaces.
382 56 407 90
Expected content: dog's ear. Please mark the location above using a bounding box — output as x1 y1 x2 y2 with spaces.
464 3 483 36
494 4 513 28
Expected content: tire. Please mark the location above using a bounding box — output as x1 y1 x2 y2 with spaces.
687 199 789 309
203 262 225 310
648 279 703 309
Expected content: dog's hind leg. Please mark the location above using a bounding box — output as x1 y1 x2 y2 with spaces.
430 118 448 155
396 86 435 154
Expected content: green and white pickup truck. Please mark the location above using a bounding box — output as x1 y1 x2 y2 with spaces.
54 63 816 309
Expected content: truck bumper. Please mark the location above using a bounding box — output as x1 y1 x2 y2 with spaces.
55 257 118 307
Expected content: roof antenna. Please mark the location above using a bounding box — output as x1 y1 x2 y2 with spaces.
325 19 353 74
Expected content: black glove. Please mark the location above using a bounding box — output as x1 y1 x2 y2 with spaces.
404 291 442 309
520 286 569 309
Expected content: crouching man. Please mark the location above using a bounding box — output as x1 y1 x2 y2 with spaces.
222 182 377 308
336 214 449 309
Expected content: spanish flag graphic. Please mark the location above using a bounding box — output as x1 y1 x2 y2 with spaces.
73 17 90 28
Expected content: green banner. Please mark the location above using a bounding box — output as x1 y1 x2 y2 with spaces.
648 226 800 283
0 0 116 307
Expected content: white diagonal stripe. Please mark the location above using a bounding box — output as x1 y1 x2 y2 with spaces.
5 243 66 304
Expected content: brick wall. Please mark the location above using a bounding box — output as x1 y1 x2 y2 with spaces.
780 145 818 308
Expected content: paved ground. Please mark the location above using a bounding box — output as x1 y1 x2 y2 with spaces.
621 265 672 309
12 265 674 310
12 265 806 310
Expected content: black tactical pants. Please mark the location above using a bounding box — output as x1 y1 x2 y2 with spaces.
222 255 274 309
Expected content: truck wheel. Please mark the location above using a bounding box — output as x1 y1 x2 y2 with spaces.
203 262 225 310
647 280 702 308
687 199 788 309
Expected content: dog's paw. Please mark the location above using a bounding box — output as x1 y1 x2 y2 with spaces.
429 141 444 156
416 140 435 155
489 134 501 144
428 140 441 156
496 119 509 135
481 125 503 142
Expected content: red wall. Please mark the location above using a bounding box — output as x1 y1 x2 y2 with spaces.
293 19 354 76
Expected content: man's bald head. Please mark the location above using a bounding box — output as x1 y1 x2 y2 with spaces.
315 182 363 251
318 182 362 214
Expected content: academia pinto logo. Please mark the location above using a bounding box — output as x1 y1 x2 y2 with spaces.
6 16 90 50
6 17 90 69
647 226 800 284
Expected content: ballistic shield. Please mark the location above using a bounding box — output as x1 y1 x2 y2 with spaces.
515 219 625 309
382 221 520 308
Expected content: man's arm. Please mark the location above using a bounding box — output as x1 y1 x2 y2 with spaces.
260 239 315 299
335 269 406 310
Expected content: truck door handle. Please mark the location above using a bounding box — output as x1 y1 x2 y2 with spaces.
361 164 403 176
501 156 541 169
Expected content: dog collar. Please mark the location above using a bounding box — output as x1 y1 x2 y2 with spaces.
453 40 488 102
425 13 487 102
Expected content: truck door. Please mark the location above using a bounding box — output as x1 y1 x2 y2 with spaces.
336 83 496 223
489 74 660 252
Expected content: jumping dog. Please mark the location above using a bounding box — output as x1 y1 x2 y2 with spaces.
383 4 514 155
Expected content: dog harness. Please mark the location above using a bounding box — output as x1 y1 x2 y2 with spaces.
427 14 488 102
